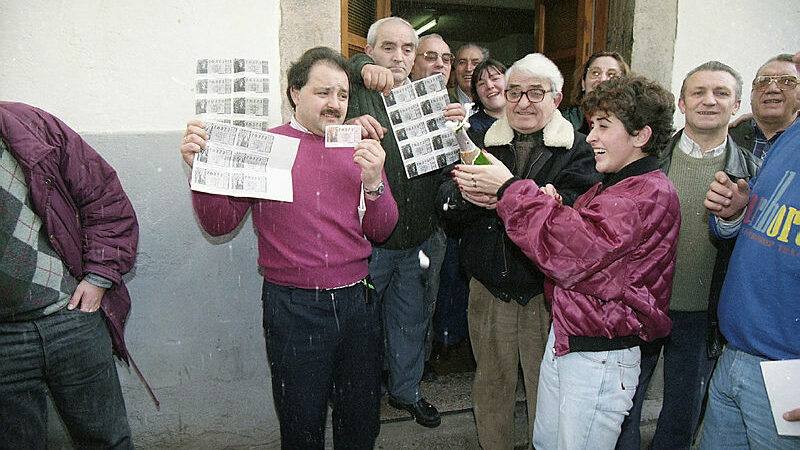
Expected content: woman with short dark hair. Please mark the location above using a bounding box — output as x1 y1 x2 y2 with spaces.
453 75 680 448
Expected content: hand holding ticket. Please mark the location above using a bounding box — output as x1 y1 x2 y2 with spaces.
325 125 362 148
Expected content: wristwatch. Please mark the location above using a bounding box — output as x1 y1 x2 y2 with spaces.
364 181 385 197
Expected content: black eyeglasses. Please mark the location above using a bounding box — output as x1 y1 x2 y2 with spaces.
418 51 454 65
504 88 548 103
753 75 799 91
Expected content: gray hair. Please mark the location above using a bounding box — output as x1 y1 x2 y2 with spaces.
680 60 743 100
506 53 564 93
366 17 418 49
419 33 445 45
456 43 489 61
756 53 798 78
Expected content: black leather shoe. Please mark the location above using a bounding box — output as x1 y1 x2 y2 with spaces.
388 396 441 428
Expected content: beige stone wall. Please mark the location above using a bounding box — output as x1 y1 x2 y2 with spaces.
630 0 678 91
279 1 343 122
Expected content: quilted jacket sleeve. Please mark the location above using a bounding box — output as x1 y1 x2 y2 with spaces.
497 179 642 294
44 111 139 284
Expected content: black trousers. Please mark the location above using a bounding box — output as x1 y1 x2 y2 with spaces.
262 278 382 450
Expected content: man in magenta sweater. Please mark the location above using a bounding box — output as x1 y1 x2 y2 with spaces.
180 47 399 450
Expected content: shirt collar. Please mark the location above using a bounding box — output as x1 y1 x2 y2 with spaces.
679 132 726 158
456 86 471 106
289 115 312 134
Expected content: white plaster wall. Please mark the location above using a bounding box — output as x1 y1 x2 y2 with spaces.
671 0 800 130
0 1 282 133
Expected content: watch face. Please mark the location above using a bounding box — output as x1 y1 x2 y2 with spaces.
366 182 384 195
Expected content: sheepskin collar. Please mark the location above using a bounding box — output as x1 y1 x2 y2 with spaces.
484 109 574 149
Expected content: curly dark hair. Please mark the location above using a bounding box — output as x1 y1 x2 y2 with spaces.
286 47 350 110
582 76 675 156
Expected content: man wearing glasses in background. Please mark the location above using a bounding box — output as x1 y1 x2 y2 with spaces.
730 54 800 159
438 53 599 450
408 33 460 383
410 34 454 87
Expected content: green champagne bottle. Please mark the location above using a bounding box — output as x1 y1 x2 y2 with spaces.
451 121 490 165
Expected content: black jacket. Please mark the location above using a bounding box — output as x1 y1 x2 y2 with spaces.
438 111 601 305
728 119 756 153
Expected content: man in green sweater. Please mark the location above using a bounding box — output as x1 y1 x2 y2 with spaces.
617 61 760 450
345 17 464 428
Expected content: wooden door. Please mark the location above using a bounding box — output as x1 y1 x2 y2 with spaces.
341 0 391 57
534 0 609 105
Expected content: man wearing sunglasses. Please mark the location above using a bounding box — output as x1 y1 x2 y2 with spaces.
438 53 599 450
730 54 800 159
698 49 800 450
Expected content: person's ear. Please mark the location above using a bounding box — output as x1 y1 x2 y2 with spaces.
731 99 741 116
552 91 563 108
633 125 653 149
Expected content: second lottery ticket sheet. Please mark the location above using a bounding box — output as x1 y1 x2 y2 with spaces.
194 58 271 131
382 73 460 178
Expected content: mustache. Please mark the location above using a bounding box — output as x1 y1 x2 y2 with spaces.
321 108 341 118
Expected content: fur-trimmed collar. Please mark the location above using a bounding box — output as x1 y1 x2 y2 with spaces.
484 109 575 149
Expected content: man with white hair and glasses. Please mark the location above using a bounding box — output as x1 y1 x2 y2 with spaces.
438 53 599 449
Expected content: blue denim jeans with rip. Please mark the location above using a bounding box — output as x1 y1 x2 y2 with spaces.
533 326 640 450
0 307 133 450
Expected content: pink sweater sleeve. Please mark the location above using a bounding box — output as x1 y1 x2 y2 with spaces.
361 171 398 243
191 189 253 236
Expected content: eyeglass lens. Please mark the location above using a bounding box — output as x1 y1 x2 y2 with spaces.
754 75 798 90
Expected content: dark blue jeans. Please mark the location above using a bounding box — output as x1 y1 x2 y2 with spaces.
0 307 133 450
262 279 381 450
369 233 441 404
616 310 716 450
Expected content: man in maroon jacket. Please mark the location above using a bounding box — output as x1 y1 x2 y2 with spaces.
0 102 138 449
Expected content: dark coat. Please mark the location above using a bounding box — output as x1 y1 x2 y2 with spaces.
438 111 601 304
728 119 756 153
